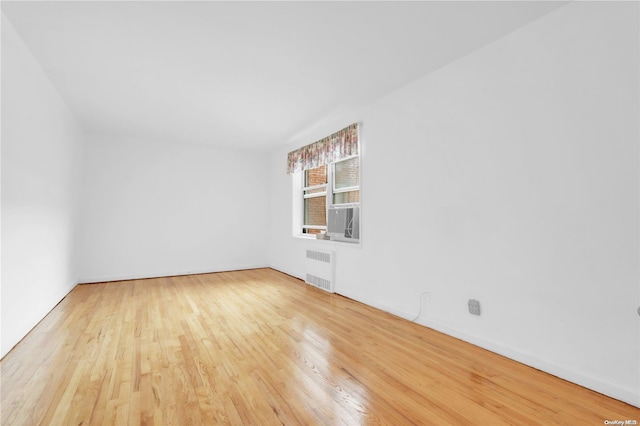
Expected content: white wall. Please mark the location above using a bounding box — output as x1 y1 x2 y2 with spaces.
268 2 639 407
1 15 84 358
78 134 269 283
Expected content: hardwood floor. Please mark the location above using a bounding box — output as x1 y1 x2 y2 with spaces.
1 268 638 425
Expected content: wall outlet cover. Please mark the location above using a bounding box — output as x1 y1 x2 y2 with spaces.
468 299 481 316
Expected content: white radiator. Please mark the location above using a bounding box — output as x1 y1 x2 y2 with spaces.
305 249 335 293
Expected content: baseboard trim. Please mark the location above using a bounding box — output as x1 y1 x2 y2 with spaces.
335 288 640 409
267 263 303 282
78 264 269 284
1 279 79 360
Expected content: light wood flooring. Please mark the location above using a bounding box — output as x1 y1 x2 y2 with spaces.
1 268 638 425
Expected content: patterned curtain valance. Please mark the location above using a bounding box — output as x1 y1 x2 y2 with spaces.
286 123 359 174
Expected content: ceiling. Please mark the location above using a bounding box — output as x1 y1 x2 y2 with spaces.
2 1 566 151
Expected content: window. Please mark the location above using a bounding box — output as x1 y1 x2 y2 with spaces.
286 122 360 241
302 165 328 235
301 156 360 236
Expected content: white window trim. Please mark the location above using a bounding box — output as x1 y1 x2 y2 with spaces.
303 183 327 192
302 184 327 199
332 185 359 194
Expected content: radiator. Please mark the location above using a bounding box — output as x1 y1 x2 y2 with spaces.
305 249 335 293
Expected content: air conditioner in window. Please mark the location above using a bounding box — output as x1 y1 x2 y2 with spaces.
327 203 360 243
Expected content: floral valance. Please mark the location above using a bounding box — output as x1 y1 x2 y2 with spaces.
286 123 359 174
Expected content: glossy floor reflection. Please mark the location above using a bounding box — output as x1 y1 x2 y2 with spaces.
1 268 638 425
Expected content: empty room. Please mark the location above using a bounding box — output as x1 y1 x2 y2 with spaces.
1 1 639 424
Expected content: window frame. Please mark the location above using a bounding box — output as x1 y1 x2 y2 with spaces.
331 155 360 205
301 169 328 234
300 154 360 237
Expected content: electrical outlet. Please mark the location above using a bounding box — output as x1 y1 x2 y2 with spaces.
468 299 481 316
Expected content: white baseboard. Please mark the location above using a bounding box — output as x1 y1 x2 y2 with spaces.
95 263 637 408
336 288 640 409
78 264 269 284
1 279 79 360
267 263 304 282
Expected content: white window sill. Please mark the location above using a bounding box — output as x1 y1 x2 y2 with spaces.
293 235 361 247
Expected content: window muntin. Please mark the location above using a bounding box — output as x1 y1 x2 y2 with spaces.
304 186 326 196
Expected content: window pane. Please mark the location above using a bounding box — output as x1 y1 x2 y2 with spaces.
305 166 327 187
304 196 327 226
333 190 360 204
334 157 359 189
